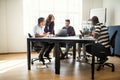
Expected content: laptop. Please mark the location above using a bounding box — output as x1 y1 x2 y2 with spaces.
56 29 67 37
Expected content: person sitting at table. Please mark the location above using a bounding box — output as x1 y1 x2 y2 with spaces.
86 16 110 64
77 19 94 60
33 17 54 64
60 19 76 59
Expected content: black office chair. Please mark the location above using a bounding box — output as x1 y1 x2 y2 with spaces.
28 33 42 64
96 30 118 72
28 33 50 67
28 33 41 53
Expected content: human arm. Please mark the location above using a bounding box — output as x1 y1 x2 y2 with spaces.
35 32 49 37
92 26 101 39
69 27 75 36
44 23 49 33
44 22 55 34
49 22 54 34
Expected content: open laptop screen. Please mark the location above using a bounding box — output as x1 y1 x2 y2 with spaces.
56 29 67 37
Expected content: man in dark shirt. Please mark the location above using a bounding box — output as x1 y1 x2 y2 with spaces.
61 19 75 59
62 20 75 36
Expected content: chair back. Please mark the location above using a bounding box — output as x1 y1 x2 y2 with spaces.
110 30 118 56
28 33 33 38
28 33 41 52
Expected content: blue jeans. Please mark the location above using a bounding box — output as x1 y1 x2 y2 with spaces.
64 43 73 56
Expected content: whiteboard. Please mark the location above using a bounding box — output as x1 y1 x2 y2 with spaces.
90 8 107 25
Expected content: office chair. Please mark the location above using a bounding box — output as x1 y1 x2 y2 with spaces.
96 30 118 72
28 33 41 65
28 33 50 67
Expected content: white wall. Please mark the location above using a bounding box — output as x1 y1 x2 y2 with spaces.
0 0 7 53
82 0 120 25
0 0 26 53
103 0 120 26
82 0 103 21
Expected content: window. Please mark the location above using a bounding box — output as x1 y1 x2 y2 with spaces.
23 0 82 35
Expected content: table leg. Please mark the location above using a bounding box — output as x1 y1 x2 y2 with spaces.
91 46 95 80
82 43 87 59
54 42 60 74
27 39 31 70
73 43 76 59
78 43 81 58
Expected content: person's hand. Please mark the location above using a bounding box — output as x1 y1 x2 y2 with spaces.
47 32 50 35
43 32 50 37
46 32 50 36
35 33 41 37
91 31 95 36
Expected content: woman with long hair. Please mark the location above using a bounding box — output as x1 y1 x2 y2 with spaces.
43 14 55 60
44 14 55 34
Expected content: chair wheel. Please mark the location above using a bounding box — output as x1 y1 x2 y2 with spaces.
111 64 115 72
102 65 104 68
96 65 101 71
46 64 48 68
49 59 51 62
112 69 115 72
96 68 100 71
42 62 45 65
31 61 34 64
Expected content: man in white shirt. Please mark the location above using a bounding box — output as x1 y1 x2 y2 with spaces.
33 17 54 64
33 17 49 37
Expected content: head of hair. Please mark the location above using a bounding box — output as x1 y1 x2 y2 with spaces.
46 14 54 23
38 17 45 24
65 19 70 23
91 16 99 25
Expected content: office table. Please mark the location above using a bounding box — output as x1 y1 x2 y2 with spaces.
27 36 95 80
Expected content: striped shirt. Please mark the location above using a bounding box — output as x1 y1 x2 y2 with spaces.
95 25 110 48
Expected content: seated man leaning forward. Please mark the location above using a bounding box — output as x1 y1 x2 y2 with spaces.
33 17 54 64
86 16 110 64
60 19 76 59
